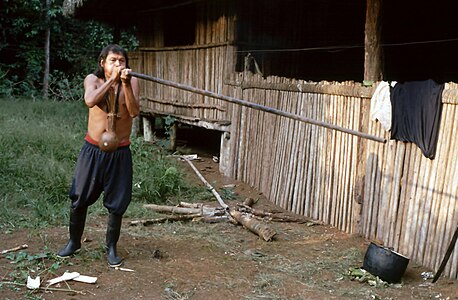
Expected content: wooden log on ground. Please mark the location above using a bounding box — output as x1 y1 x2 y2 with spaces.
143 204 225 216
229 210 276 241
130 214 202 226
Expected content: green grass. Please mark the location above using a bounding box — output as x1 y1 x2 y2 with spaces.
0 97 208 231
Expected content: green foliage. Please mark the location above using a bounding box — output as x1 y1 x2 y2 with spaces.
156 115 176 149
0 98 205 231
0 0 139 99
0 98 86 228
3 249 64 286
48 70 85 102
130 137 206 204
220 186 238 201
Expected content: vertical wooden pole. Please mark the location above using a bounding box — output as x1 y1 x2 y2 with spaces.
355 0 384 234
131 115 142 138
143 116 154 142
169 122 177 152
43 0 51 99
364 0 383 81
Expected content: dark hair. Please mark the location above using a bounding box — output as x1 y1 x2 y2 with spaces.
93 44 130 79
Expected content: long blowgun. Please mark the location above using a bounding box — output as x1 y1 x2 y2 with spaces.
129 71 386 143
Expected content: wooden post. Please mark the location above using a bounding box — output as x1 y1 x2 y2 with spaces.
355 0 384 234
219 131 231 174
364 0 383 82
143 116 154 142
131 116 142 138
169 122 177 151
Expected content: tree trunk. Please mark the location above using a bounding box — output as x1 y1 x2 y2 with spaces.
43 0 51 99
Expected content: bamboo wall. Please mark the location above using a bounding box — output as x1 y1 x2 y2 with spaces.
135 45 233 123
130 0 458 281
133 0 236 124
224 73 458 279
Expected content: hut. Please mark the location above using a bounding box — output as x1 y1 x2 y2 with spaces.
63 0 458 279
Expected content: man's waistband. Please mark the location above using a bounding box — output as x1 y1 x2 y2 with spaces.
84 133 131 147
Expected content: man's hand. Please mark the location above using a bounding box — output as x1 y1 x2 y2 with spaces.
110 66 123 83
121 69 132 85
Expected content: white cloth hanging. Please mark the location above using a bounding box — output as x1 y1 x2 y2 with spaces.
370 81 396 131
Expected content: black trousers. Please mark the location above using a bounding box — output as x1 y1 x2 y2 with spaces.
69 141 132 215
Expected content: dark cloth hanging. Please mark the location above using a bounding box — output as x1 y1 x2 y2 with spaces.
390 79 444 159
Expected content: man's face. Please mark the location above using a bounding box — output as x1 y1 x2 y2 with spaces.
102 51 126 77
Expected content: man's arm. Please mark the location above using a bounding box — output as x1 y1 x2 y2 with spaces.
121 69 140 118
84 74 117 108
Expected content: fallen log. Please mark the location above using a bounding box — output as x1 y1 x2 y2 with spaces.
229 210 277 241
237 204 273 218
179 201 202 209
193 216 230 223
134 155 278 241
130 214 229 226
143 203 225 216
130 214 201 226
243 197 257 207
236 203 321 225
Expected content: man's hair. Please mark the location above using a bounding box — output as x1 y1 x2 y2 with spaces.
93 44 129 79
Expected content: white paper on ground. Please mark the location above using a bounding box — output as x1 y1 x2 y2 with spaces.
26 276 41 289
73 274 97 284
47 271 80 286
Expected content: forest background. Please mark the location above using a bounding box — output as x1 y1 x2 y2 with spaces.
1 0 138 101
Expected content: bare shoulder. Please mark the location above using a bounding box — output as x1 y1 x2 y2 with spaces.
84 74 100 85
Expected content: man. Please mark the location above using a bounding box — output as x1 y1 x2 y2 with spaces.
58 44 140 267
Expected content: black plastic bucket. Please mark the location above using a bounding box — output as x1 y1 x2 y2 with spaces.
363 242 410 283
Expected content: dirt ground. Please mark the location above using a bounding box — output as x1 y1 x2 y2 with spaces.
1 155 458 300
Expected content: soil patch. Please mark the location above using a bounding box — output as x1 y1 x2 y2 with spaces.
1 156 457 300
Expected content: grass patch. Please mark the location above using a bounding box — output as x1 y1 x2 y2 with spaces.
0 97 208 231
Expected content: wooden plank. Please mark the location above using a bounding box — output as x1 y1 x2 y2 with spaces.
350 96 362 233
337 94 348 229
285 91 300 213
361 116 377 237
304 93 316 216
348 96 359 233
312 93 324 220
396 143 413 253
435 105 458 277
293 95 306 215
388 141 406 248
416 155 434 263
409 149 426 261
402 145 422 258
225 79 375 98
264 77 280 199
377 139 396 242
424 104 453 270
309 92 320 218
370 123 384 239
